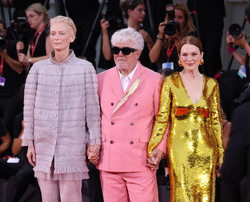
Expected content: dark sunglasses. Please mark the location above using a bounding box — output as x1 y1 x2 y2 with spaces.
111 46 138 55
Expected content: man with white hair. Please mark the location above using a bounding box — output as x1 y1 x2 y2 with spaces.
93 27 167 202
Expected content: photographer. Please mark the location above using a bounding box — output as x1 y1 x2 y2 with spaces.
149 3 196 72
16 3 53 73
226 3 250 83
0 20 25 139
99 0 157 71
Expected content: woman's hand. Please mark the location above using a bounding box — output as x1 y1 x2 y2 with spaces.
18 53 29 67
87 144 101 165
158 22 165 34
27 144 36 167
16 41 24 54
146 148 164 170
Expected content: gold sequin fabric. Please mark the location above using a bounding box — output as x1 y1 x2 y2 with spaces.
148 72 224 202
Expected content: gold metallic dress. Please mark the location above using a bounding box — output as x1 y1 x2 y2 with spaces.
148 72 224 202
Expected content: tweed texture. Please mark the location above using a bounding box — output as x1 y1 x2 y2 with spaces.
22 50 101 180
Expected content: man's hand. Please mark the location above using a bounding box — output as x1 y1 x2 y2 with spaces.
87 144 101 165
147 148 164 170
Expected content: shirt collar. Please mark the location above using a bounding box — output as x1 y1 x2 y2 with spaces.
118 62 139 80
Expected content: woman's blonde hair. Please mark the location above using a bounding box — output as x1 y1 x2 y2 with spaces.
26 3 50 26
50 15 77 35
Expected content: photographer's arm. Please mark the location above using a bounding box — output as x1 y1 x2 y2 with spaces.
0 50 24 74
149 22 165 63
227 32 246 65
231 51 245 66
101 19 112 61
0 133 11 154
12 121 24 156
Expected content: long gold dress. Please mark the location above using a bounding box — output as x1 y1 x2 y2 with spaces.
148 72 224 202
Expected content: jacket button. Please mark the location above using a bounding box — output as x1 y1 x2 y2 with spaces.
130 141 133 145
130 122 134 126
111 102 114 106
135 103 138 106
111 122 115 125
110 140 114 144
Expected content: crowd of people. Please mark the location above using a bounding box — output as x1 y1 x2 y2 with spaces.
0 0 250 202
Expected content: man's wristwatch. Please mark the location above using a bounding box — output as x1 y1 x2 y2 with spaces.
28 58 32 63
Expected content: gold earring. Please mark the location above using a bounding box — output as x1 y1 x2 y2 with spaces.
200 58 204 65
178 60 183 67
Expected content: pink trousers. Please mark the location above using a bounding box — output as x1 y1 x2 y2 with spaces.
37 178 82 202
100 170 159 202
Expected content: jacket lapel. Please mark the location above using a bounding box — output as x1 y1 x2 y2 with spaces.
124 62 144 95
111 63 145 115
108 67 124 100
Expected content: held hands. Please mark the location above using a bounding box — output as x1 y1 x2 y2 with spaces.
147 148 164 171
27 144 36 167
87 144 101 165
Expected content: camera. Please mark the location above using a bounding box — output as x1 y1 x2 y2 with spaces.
0 37 6 50
11 17 29 53
166 3 175 20
104 13 122 30
11 17 29 39
229 23 243 39
164 3 180 36
164 21 180 36
234 82 250 104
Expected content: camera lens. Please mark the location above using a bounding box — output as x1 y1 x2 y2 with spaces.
0 37 6 50
164 22 176 36
164 21 179 36
229 24 243 39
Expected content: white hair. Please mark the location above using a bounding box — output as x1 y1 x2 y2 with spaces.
111 27 144 52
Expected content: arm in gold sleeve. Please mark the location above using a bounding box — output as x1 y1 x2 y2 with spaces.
148 79 171 157
211 81 224 164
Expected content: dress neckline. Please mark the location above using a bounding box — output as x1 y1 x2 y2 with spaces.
178 72 205 105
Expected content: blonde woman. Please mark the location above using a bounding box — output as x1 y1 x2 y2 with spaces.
22 16 101 202
16 3 53 72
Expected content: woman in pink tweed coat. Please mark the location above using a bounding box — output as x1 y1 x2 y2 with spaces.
22 16 101 202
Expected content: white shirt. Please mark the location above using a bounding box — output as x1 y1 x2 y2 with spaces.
118 62 138 92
